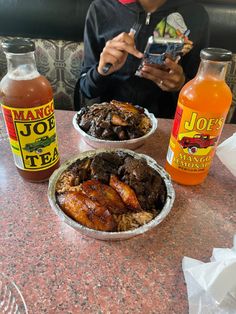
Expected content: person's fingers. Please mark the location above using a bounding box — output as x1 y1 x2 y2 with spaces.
100 52 124 68
143 62 167 71
164 59 185 88
98 42 129 75
141 65 169 81
101 46 126 62
98 31 143 75
141 64 185 91
165 58 183 75
141 69 169 90
107 41 143 58
158 81 170 91
113 32 135 45
107 33 143 58
98 50 128 75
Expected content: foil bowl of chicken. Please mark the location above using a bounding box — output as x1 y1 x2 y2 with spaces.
48 149 175 241
72 100 158 150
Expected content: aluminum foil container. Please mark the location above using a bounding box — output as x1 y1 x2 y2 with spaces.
72 109 158 150
48 149 175 241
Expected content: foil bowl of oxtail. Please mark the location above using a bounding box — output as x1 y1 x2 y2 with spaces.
48 149 175 241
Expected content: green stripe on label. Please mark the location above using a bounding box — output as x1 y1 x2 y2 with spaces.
11 145 20 151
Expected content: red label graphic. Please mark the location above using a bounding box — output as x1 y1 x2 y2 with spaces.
167 102 225 173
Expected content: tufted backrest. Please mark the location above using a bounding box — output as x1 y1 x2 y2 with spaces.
0 0 93 110
195 0 236 123
0 0 235 50
196 0 236 53
200 0 236 123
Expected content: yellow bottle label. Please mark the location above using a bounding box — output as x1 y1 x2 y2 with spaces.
167 101 225 173
2 100 59 171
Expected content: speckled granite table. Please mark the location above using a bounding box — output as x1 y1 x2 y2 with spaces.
0 110 235 314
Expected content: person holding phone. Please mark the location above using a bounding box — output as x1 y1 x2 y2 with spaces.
75 0 209 118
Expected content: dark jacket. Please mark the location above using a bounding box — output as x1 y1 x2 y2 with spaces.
77 0 209 117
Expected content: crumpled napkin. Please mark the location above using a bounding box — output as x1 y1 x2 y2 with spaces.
216 132 236 177
182 235 236 314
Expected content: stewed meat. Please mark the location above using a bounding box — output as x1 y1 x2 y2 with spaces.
76 100 152 140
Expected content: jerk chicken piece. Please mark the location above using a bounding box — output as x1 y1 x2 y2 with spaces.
109 174 142 212
79 179 127 214
118 157 166 211
111 100 151 135
111 100 140 114
139 114 152 134
111 114 128 126
57 191 116 231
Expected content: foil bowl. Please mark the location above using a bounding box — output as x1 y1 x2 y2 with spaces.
72 109 158 150
48 149 175 241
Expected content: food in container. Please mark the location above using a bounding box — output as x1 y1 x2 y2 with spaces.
48 149 175 240
73 101 157 149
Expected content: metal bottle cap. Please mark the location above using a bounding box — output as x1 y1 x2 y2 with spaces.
2 38 35 54
200 48 232 62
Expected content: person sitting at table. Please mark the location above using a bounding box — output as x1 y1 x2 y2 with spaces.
74 0 209 118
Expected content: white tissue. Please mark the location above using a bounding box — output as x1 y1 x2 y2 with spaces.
216 132 236 177
182 235 236 314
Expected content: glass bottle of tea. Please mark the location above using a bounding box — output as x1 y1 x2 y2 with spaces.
0 38 60 182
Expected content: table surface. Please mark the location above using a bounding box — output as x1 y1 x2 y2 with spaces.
0 110 236 314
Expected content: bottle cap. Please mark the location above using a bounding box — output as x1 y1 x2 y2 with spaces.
2 38 35 54
200 48 232 62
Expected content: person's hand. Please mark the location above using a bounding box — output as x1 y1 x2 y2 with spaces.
97 32 143 76
140 57 185 91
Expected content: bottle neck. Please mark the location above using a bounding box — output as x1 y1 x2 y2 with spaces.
5 52 39 80
196 59 229 82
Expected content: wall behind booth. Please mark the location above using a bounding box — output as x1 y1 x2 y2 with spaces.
0 0 236 122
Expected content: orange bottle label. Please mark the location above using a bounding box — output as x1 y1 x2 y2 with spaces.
1 100 59 171
167 101 225 173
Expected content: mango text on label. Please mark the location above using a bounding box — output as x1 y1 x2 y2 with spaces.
12 101 54 121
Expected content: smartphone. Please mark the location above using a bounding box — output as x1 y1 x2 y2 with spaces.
144 36 184 64
135 36 184 76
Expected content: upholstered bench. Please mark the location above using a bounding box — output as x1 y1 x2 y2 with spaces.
0 37 84 110
0 0 235 122
0 0 93 111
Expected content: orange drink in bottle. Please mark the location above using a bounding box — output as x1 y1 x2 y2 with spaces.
165 48 232 185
